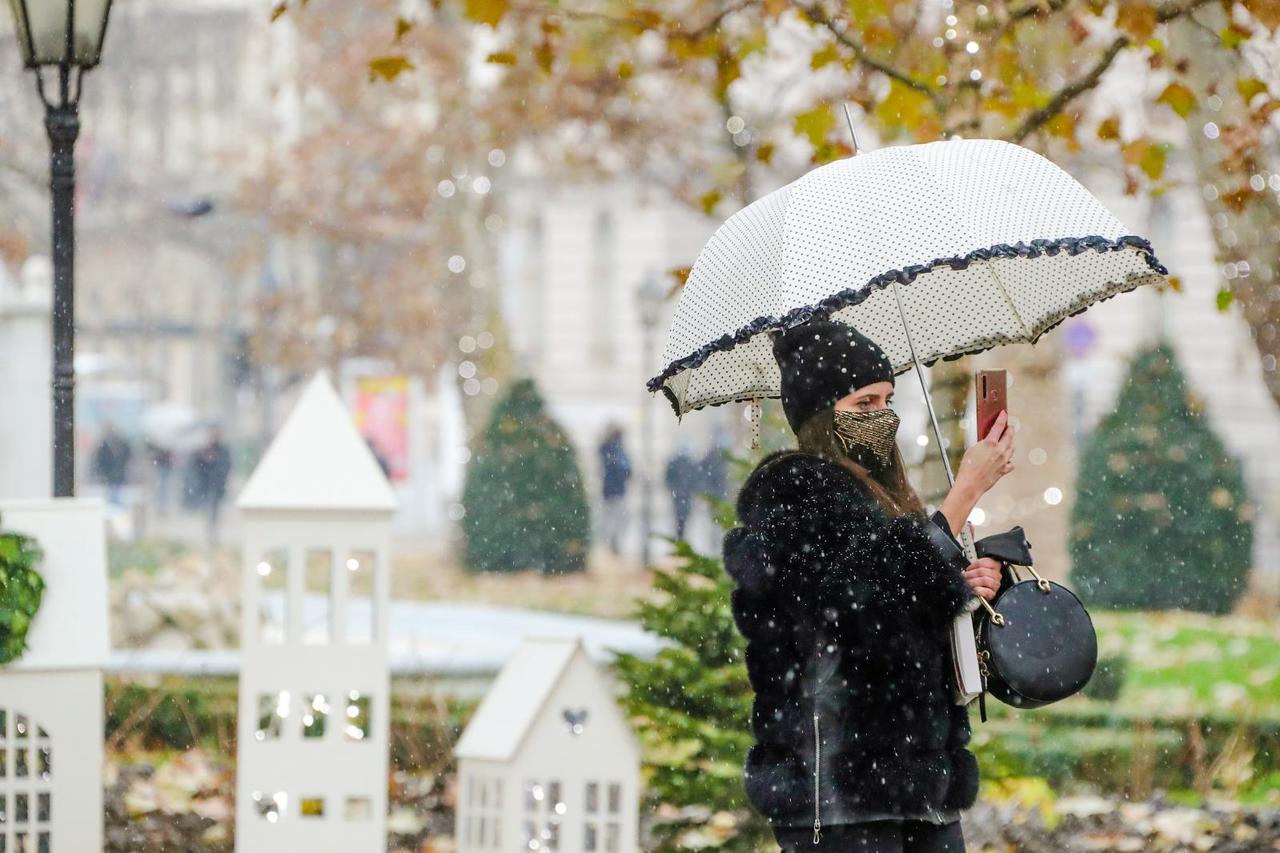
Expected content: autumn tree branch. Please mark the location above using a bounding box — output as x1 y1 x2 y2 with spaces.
999 0 1070 40
1008 0 1214 143
1009 34 1127 142
793 1 947 118
524 0 758 43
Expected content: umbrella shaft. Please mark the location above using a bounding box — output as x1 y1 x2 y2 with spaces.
890 283 977 560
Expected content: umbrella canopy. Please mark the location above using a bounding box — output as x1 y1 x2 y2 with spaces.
648 139 1167 416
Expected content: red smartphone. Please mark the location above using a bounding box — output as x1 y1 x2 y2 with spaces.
976 369 1008 441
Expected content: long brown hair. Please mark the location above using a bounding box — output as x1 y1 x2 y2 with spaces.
794 407 926 519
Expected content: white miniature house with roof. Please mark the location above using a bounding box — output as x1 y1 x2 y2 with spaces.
234 374 396 852
0 500 108 852
455 637 640 853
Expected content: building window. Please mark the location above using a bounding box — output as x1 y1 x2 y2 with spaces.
584 779 622 852
528 214 547 364
345 550 377 643
522 778 563 851
2 708 55 851
256 549 289 643
590 209 616 365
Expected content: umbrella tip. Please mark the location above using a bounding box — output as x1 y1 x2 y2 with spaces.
842 103 859 155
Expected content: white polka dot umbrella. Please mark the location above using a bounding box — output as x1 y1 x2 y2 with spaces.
648 138 1168 419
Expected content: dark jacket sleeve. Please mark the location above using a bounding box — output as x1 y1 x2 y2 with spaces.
929 510 966 559
732 453 971 629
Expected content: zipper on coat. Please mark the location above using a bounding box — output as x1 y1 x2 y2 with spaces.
812 710 822 845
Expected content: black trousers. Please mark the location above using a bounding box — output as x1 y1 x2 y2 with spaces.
773 820 965 852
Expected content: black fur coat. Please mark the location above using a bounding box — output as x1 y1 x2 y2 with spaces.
724 451 979 828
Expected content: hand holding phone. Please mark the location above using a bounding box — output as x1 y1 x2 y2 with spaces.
955 370 1015 496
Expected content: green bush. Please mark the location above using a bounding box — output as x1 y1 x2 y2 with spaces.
461 379 590 573
104 676 473 769
1069 344 1252 613
0 528 44 664
975 720 1187 791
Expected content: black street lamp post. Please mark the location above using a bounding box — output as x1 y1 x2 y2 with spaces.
635 271 664 570
7 0 115 497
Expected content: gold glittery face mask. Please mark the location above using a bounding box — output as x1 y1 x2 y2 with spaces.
833 408 900 471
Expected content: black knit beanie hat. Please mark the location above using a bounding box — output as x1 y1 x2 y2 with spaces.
772 319 894 432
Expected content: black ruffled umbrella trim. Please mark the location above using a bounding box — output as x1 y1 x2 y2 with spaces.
647 235 1167 412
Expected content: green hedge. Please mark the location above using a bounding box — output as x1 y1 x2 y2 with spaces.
105 676 472 774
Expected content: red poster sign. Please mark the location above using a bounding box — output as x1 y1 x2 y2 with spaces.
353 376 409 483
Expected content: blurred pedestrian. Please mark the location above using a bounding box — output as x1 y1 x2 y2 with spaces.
92 422 131 506
146 440 174 516
665 443 700 540
699 431 730 502
192 427 232 544
597 424 632 555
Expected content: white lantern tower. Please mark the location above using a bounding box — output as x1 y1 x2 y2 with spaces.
233 373 396 852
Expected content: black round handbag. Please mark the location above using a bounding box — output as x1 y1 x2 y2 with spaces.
977 564 1098 709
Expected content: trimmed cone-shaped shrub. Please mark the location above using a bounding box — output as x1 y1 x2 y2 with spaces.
461 378 590 573
1069 343 1253 613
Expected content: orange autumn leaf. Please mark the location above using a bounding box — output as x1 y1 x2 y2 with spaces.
1241 0 1280 30
1236 77 1268 104
463 0 509 28
810 44 840 70
368 55 414 82
1047 112 1076 139
699 190 723 216
1115 2 1158 41
1157 82 1197 118
862 22 897 49
1220 185 1253 212
1122 139 1167 180
794 103 836 148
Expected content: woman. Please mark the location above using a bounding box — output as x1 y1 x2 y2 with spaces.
723 319 1014 852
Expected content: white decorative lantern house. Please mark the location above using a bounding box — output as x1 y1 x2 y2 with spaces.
455 637 641 853
234 374 396 852
0 500 109 853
